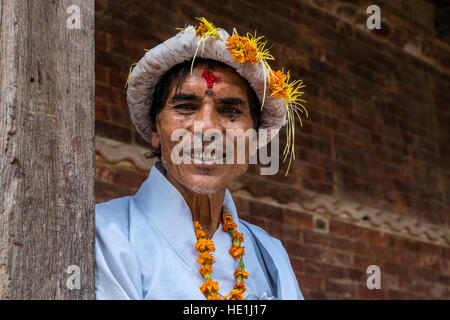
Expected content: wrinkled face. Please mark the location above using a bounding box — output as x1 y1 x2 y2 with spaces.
151 63 255 194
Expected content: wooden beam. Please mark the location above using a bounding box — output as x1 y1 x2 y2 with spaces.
0 0 95 299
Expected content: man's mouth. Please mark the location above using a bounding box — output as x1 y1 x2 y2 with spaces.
184 149 226 165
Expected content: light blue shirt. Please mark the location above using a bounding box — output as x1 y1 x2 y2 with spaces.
95 162 303 300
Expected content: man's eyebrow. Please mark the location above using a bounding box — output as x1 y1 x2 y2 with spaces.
170 93 200 102
218 97 246 105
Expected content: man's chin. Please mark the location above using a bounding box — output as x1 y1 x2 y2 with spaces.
185 183 222 195
171 173 225 194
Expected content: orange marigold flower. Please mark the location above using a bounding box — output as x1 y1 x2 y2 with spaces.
223 220 237 232
233 231 244 243
200 279 220 296
229 246 245 259
199 264 213 276
226 34 259 64
269 69 289 99
226 34 253 64
197 251 216 264
195 229 206 239
193 221 201 230
196 22 209 37
195 239 216 252
222 213 233 222
231 50 246 63
233 280 246 293
224 289 244 300
244 44 258 64
234 269 249 279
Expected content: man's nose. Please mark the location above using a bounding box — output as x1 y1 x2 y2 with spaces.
194 101 221 132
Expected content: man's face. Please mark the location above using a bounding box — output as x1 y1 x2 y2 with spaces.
152 63 255 194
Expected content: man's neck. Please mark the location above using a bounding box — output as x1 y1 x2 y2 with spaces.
164 170 225 240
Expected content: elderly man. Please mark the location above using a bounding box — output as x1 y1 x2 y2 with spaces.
95 18 305 300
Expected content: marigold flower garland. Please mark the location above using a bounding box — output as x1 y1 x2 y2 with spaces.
193 213 249 300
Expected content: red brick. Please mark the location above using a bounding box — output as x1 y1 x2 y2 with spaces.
357 284 387 300
326 280 356 299
95 83 121 106
95 181 135 204
109 96 132 127
302 179 334 195
387 289 423 300
112 168 147 190
239 215 266 230
358 228 385 245
383 261 410 276
320 248 353 267
438 274 450 286
265 221 303 242
290 257 305 274
249 201 282 221
95 65 109 84
304 260 324 275
109 69 128 90
95 0 108 14
397 250 421 266
284 240 321 261
353 255 378 270
95 30 108 51
329 220 360 239
109 35 138 59
281 209 313 230
233 196 250 216
296 273 324 292
369 244 403 264
305 164 325 181
95 120 132 143
95 96 110 121
301 289 327 299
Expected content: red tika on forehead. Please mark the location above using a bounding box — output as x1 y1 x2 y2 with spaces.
201 70 222 89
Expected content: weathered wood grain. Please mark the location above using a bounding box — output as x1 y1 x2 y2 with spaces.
0 0 95 299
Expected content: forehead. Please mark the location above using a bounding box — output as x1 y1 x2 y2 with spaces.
170 62 250 94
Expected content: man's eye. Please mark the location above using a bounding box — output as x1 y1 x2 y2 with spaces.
174 104 198 111
219 106 242 115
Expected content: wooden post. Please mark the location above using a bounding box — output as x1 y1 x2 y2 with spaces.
0 0 95 299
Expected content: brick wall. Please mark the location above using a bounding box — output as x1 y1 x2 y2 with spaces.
94 0 450 299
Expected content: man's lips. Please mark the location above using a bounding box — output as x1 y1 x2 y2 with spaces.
184 149 226 165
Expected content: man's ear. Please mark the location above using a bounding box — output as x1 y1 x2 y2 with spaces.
151 121 160 149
